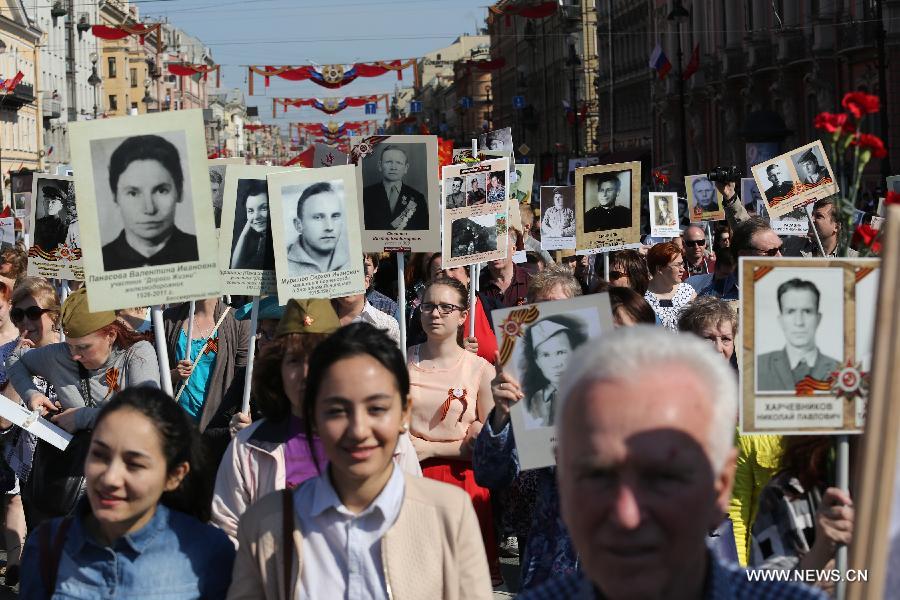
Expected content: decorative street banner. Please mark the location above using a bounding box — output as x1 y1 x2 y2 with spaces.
685 174 725 223
751 140 839 219
575 161 641 254
273 94 389 117
248 60 418 94
218 165 290 296
27 174 84 281
350 135 440 253
648 191 681 239
739 257 878 434
167 63 221 87
441 156 510 269
492 293 614 470
267 165 365 299
69 110 221 311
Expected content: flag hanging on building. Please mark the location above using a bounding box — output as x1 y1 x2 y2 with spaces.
0 71 24 93
648 44 671 80
682 44 700 80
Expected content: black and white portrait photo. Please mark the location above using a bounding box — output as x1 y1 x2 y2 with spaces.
466 172 487 206
761 160 796 202
741 178 764 214
32 177 77 252
444 176 466 209
479 127 513 153
648 192 680 238
229 178 275 271
449 213 498 258
583 169 632 232
686 175 724 221
361 143 429 230
790 145 833 187
754 269 844 393
91 133 198 272
281 178 350 276
209 166 225 228
540 186 575 239
519 314 589 429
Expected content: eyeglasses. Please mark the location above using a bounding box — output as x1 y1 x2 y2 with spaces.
10 306 52 324
421 302 463 315
751 244 783 257
684 239 706 247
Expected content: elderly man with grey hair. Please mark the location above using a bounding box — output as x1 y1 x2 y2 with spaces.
518 327 826 600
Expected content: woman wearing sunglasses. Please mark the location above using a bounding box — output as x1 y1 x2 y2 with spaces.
407 276 501 583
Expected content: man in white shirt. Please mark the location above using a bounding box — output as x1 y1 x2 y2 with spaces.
332 293 400 346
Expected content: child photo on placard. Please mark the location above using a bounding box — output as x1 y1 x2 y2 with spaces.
539 186 575 250
27 174 83 280
69 110 221 310
649 192 681 238
685 174 725 222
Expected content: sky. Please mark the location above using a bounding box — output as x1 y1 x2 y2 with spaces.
141 0 492 134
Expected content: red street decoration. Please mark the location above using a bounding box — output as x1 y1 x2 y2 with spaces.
244 124 278 133
488 1 558 26
167 63 221 88
273 94 388 117
0 71 24 94
461 58 506 74
284 146 315 168
248 60 418 95
92 23 162 52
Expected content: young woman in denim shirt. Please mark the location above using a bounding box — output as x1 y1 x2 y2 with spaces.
20 387 235 598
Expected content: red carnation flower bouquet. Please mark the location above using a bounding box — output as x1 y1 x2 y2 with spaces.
813 91 888 257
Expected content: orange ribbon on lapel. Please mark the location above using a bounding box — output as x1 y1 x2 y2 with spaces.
104 367 120 400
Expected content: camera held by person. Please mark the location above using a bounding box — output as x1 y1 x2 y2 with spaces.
707 165 744 184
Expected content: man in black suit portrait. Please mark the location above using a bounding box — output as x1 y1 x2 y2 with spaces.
362 144 428 230
583 172 631 232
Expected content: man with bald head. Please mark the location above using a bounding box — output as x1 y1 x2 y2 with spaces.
682 224 714 279
518 327 825 599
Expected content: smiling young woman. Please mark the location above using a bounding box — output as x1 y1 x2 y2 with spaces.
228 323 492 600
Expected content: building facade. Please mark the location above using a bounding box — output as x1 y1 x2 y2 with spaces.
205 88 246 158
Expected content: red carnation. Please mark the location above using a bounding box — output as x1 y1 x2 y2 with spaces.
841 92 880 119
886 191 900 206
852 224 881 254
814 112 850 133
851 133 888 159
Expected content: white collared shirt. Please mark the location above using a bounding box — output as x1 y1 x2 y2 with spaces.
784 345 820 371
354 301 401 347
295 465 405 600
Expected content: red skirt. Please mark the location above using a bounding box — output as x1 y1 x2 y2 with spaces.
421 458 500 582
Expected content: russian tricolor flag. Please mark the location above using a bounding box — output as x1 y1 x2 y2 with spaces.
649 43 671 80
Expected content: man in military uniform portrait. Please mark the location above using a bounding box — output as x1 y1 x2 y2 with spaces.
757 278 840 392
795 149 831 185
763 163 795 202
362 145 428 230
583 172 631 232
445 176 465 209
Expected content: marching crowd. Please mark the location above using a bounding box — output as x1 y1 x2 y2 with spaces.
0 175 868 598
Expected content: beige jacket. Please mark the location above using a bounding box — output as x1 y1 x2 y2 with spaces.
227 474 492 600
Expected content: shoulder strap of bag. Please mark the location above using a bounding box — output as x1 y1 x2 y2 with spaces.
76 363 95 409
39 517 73 596
282 488 293 600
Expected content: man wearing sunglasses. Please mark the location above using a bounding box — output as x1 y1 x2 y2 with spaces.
681 225 715 280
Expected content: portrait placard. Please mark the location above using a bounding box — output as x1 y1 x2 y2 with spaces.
267 165 365 299
770 206 810 237
313 143 348 168
739 257 878 434
648 192 681 238
751 140 839 219
209 157 244 230
218 165 291 296
69 110 221 311
540 186 576 250
26 174 84 280
740 177 765 215
575 161 641 253
511 164 534 207
441 157 510 269
350 135 440 253
567 157 599 185
478 127 513 153
685 174 725 222
0 218 14 249
492 293 615 470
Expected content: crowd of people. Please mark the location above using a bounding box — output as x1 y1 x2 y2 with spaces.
0 175 871 599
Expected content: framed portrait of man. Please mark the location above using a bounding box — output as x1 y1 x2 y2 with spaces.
751 140 839 219
208 157 244 230
69 110 221 311
267 164 365 299
27 174 84 281
739 257 878 434
351 134 439 253
492 293 615 470
648 192 681 238
540 186 576 250
217 165 291 296
740 177 765 215
575 161 641 253
685 174 725 222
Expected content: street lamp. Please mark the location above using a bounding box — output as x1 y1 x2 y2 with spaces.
667 0 690 179
565 34 582 157
88 52 101 118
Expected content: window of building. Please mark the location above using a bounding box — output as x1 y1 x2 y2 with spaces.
130 68 137 87
108 57 117 78
109 95 118 111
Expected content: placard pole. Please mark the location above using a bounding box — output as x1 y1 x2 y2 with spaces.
240 297 260 414
185 301 196 348
59 281 69 342
397 253 406 359
835 434 850 600
151 305 173 396
603 252 610 280
705 221 713 252
468 265 477 338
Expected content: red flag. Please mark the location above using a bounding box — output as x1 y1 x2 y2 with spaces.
1 71 24 93
682 44 700 81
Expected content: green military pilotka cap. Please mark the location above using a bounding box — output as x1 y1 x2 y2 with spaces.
60 287 117 338
275 298 341 337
